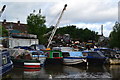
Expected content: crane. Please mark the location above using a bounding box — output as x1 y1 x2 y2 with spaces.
47 4 67 48
0 5 6 17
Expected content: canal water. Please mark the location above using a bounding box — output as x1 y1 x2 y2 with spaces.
2 65 120 79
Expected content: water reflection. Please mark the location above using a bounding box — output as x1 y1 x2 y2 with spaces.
55 66 111 78
109 65 120 78
2 65 120 79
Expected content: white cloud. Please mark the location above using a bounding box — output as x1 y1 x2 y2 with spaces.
74 22 114 37
0 0 62 2
0 0 119 37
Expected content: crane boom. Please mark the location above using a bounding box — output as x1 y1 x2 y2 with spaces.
0 5 6 17
47 4 67 48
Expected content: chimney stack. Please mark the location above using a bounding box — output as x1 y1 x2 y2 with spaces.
3 19 6 24
101 25 103 36
17 21 20 26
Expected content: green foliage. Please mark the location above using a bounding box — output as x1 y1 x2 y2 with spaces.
47 25 99 42
27 13 47 44
0 25 8 37
109 22 120 48
27 12 98 45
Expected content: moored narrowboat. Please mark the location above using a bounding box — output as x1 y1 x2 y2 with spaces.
82 51 107 65
10 49 46 68
52 47 87 65
94 48 120 65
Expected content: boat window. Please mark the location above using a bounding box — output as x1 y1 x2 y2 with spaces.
2 55 8 65
53 52 60 57
82 52 88 56
32 52 39 55
88 52 101 57
38 45 46 50
62 52 70 57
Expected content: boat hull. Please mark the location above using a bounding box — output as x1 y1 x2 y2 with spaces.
24 62 41 69
63 57 86 65
11 59 41 68
1 61 13 75
87 58 106 65
32 56 46 66
44 58 63 65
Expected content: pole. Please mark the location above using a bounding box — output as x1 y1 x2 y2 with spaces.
0 5 6 44
47 4 67 48
101 25 103 36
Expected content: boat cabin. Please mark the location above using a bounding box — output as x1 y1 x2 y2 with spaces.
45 50 63 59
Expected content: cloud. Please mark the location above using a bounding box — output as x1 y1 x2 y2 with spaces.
0 0 119 37
74 22 114 37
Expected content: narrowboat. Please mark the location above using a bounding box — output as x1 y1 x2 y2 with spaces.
10 49 46 68
82 51 107 65
44 50 63 65
0 49 13 75
52 47 87 65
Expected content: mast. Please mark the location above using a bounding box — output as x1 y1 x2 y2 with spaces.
0 5 6 17
47 4 67 48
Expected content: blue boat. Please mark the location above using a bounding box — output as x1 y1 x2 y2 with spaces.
62 51 87 65
94 48 118 58
0 49 13 76
94 48 120 64
82 51 107 65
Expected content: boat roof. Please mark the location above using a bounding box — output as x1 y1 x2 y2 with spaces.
52 47 73 51
94 48 116 51
62 51 83 57
82 50 97 53
29 50 43 52
69 51 83 57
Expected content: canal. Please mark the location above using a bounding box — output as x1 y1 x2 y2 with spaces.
2 65 120 79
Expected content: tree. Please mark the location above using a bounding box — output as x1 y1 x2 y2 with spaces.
51 25 98 42
0 25 8 37
109 22 120 48
27 12 47 44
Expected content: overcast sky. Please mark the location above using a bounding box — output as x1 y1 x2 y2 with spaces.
0 0 119 37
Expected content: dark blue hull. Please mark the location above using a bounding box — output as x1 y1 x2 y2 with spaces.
87 58 106 65
44 58 63 66
1 61 13 76
1 49 13 76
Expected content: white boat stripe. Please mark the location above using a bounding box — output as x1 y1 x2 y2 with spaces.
24 63 40 65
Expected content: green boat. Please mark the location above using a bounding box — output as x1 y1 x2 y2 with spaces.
10 49 46 68
44 50 63 65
